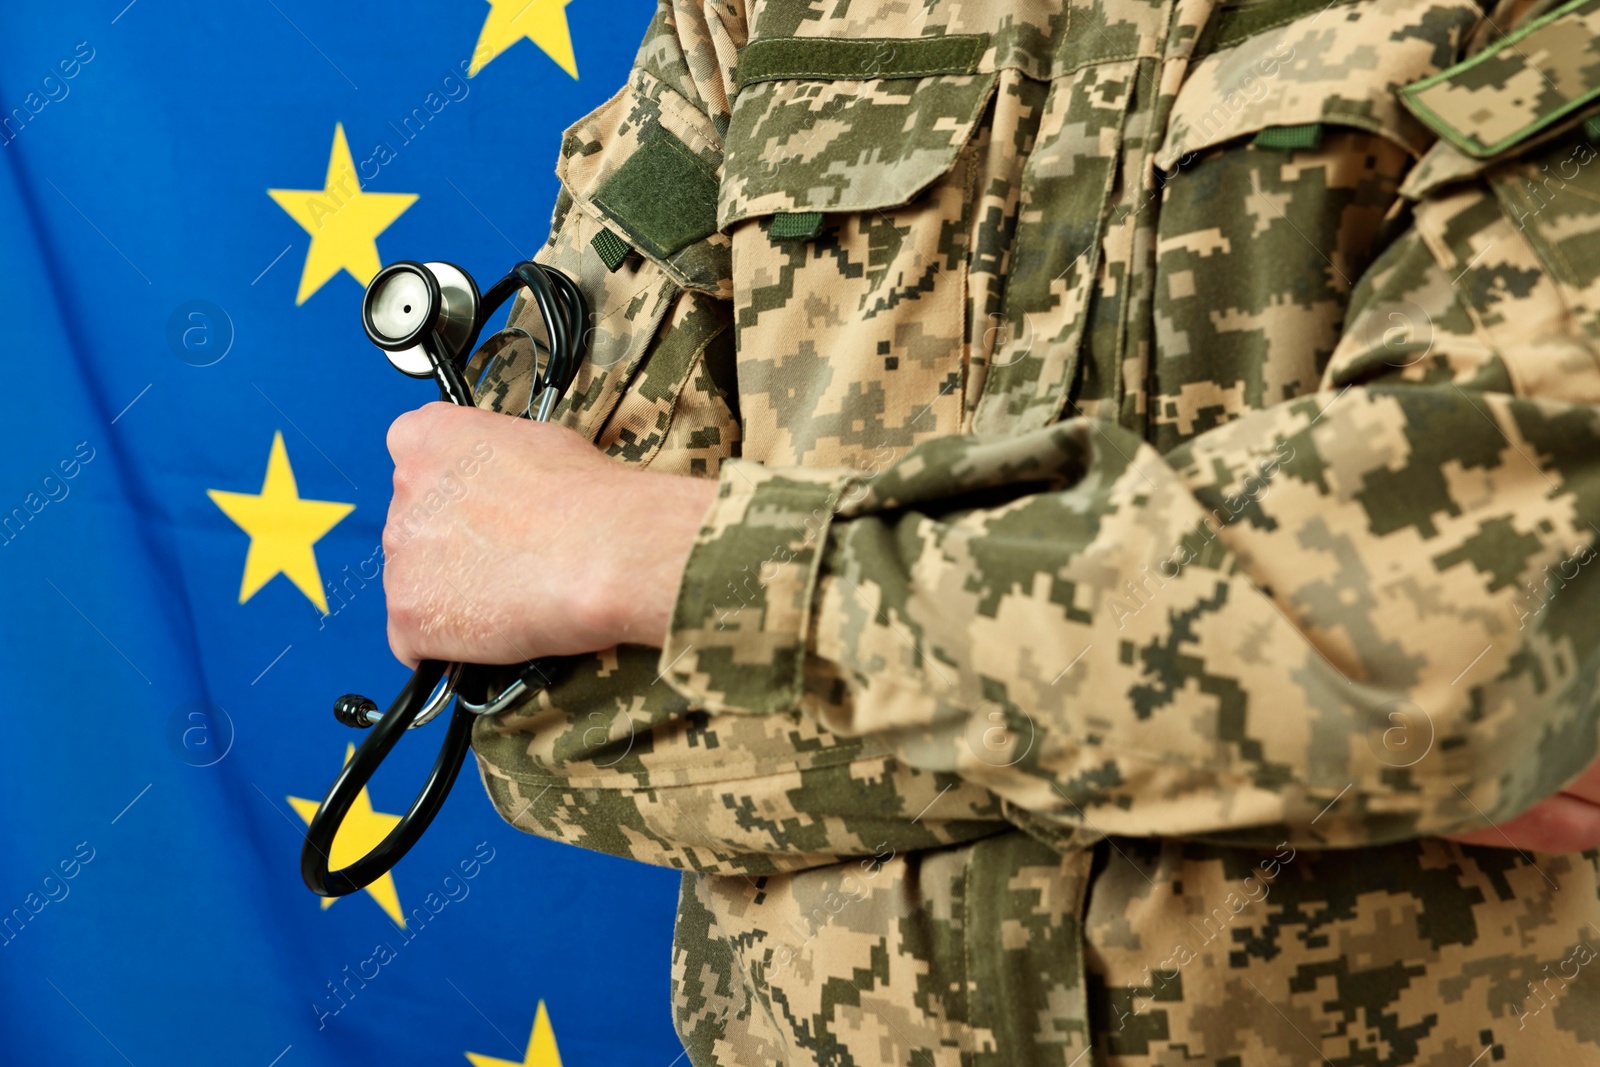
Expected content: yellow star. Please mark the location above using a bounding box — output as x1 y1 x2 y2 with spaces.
208 432 353 613
268 123 419 305
289 744 407 927
468 0 578 79
466 1000 563 1067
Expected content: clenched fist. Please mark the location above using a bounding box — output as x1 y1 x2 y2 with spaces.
381 403 716 668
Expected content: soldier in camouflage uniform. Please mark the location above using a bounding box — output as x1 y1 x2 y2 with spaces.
379 0 1600 1061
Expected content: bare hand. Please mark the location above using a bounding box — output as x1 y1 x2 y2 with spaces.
381 403 716 668
1444 756 1600 853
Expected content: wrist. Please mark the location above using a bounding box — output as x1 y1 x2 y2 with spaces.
597 470 717 648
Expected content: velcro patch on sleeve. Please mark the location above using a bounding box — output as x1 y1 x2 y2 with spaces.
1400 0 1600 158
591 128 720 261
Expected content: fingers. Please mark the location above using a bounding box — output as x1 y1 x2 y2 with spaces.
1444 793 1600 853
383 537 435 668
385 401 496 461
378 405 615 669
385 403 435 461
385 404 487 670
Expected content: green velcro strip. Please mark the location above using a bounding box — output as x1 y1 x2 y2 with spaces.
1400 0 1600 158
735 34 988 89
590 226 632 272
1585 114 1600 143
1194 0 1360 59
591 129 720 262
1253 123 1324 150
768 211 824 241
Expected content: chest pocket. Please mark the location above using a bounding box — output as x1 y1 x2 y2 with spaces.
1141 0 1482 451
719 36 999 469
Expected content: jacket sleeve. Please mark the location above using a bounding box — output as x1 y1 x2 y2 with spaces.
658 113 1600 850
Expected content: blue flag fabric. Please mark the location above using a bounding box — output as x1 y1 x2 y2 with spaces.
0 3 684 1064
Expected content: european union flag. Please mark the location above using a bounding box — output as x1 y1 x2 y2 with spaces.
1 3 682 1063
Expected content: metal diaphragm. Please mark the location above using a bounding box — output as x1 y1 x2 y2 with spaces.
362 261 481 378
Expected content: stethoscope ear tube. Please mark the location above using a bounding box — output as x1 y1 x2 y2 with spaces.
301 660 476 897
515 261 588 396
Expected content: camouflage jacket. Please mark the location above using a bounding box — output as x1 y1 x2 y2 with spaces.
469 0 1600 1062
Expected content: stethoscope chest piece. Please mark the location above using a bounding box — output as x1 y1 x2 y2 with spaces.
363 261 482 378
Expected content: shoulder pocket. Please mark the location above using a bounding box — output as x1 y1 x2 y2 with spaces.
555 82 729 297
510 83 737 463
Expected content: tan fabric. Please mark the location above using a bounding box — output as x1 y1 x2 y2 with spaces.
471 0 1600 1062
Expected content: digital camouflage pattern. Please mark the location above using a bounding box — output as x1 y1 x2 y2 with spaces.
470 0 1600 1061
1403 0 1600 157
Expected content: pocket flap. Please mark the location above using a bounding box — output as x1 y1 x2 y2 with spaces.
1154 0 1480 171
720 39 998 229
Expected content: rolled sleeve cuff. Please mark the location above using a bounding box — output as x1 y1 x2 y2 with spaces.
659 459 861 715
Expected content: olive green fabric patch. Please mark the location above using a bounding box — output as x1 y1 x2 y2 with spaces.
1194 0 1360 59
590 226 632 272
1584 114 1600 143
735 34 988 89
768 211 824 241
1400 0 1600 158
591 129 720 261
1253 123 1324 150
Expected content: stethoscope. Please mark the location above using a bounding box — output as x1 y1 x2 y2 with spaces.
300 258 588 898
